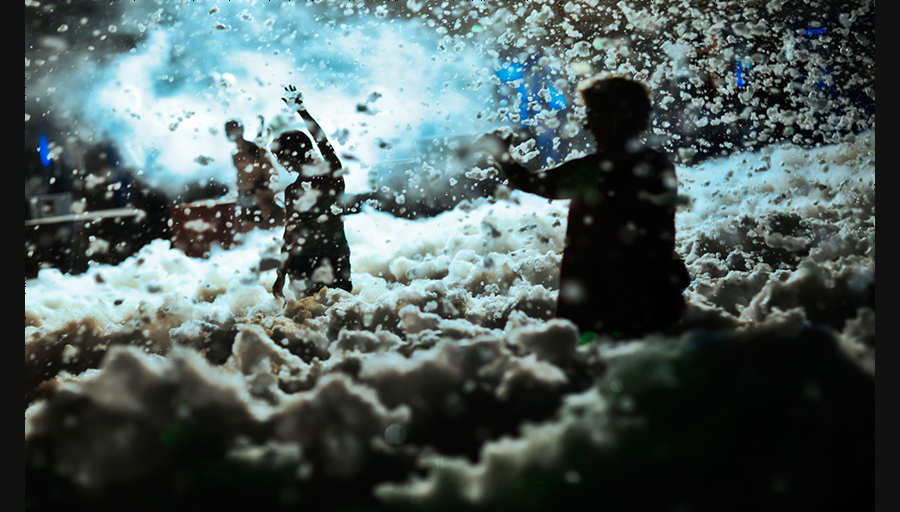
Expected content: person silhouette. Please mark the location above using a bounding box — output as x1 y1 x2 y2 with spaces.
224 118 285 231
272 86 353 299
482 76 689 340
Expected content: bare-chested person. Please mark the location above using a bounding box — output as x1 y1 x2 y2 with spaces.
224 119 285 231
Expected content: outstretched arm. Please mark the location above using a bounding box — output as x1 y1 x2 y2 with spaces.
283 86 342 174
475 131 587 200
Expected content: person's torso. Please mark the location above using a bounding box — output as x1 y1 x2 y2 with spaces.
565 149 676 261
285 176 348 253
233 144 270 191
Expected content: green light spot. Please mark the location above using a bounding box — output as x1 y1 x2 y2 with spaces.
472 25 482 32
579 331 596 345
160 421 188 448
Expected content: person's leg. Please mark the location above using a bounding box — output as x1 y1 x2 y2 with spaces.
330 252 353 292
306 253 353 294
287 254 320 298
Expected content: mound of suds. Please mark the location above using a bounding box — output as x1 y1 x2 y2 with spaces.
26 135 874 510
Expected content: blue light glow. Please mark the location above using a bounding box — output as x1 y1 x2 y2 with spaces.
547 86 567 110
496 63 524 82
39 134 51 167
517 85 529 124
813 68 835 89
44 3 499 197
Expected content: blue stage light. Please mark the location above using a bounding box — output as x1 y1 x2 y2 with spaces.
39 134 52 167
496 63 524 82
517 85 529 123
547 86 567 110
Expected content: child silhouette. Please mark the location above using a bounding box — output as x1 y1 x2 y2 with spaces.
483 77 689 339
272 86 352 299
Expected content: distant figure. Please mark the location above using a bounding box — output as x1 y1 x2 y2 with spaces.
483 77 689 339
272 85 353 299
225 118 285 231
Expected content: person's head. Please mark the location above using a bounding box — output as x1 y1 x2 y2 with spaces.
577 77 652 148
271 130 315 173
224 119 244 142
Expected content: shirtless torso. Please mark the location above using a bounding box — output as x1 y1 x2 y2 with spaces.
233 143 270 192
225 123 285 230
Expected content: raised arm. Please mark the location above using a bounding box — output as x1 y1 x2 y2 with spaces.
282 86 342 174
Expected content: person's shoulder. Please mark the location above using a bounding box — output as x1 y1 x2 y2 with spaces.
566 153 601 165
637 146 674 168
634 145 662 157
555 152 600 173
248 143 264 158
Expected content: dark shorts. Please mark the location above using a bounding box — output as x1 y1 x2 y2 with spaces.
287 252 352 296
557 257 690 335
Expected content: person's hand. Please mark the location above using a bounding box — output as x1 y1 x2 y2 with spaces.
282 85 305 112
474 128 515 160
472 128 515 162
273 271 286 299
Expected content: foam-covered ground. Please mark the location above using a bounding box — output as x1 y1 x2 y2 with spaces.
25 133 874 510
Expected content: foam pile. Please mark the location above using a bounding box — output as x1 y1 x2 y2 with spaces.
25 135 874 510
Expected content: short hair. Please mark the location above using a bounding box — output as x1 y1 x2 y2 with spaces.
577 77 652 139
271 130 314 169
